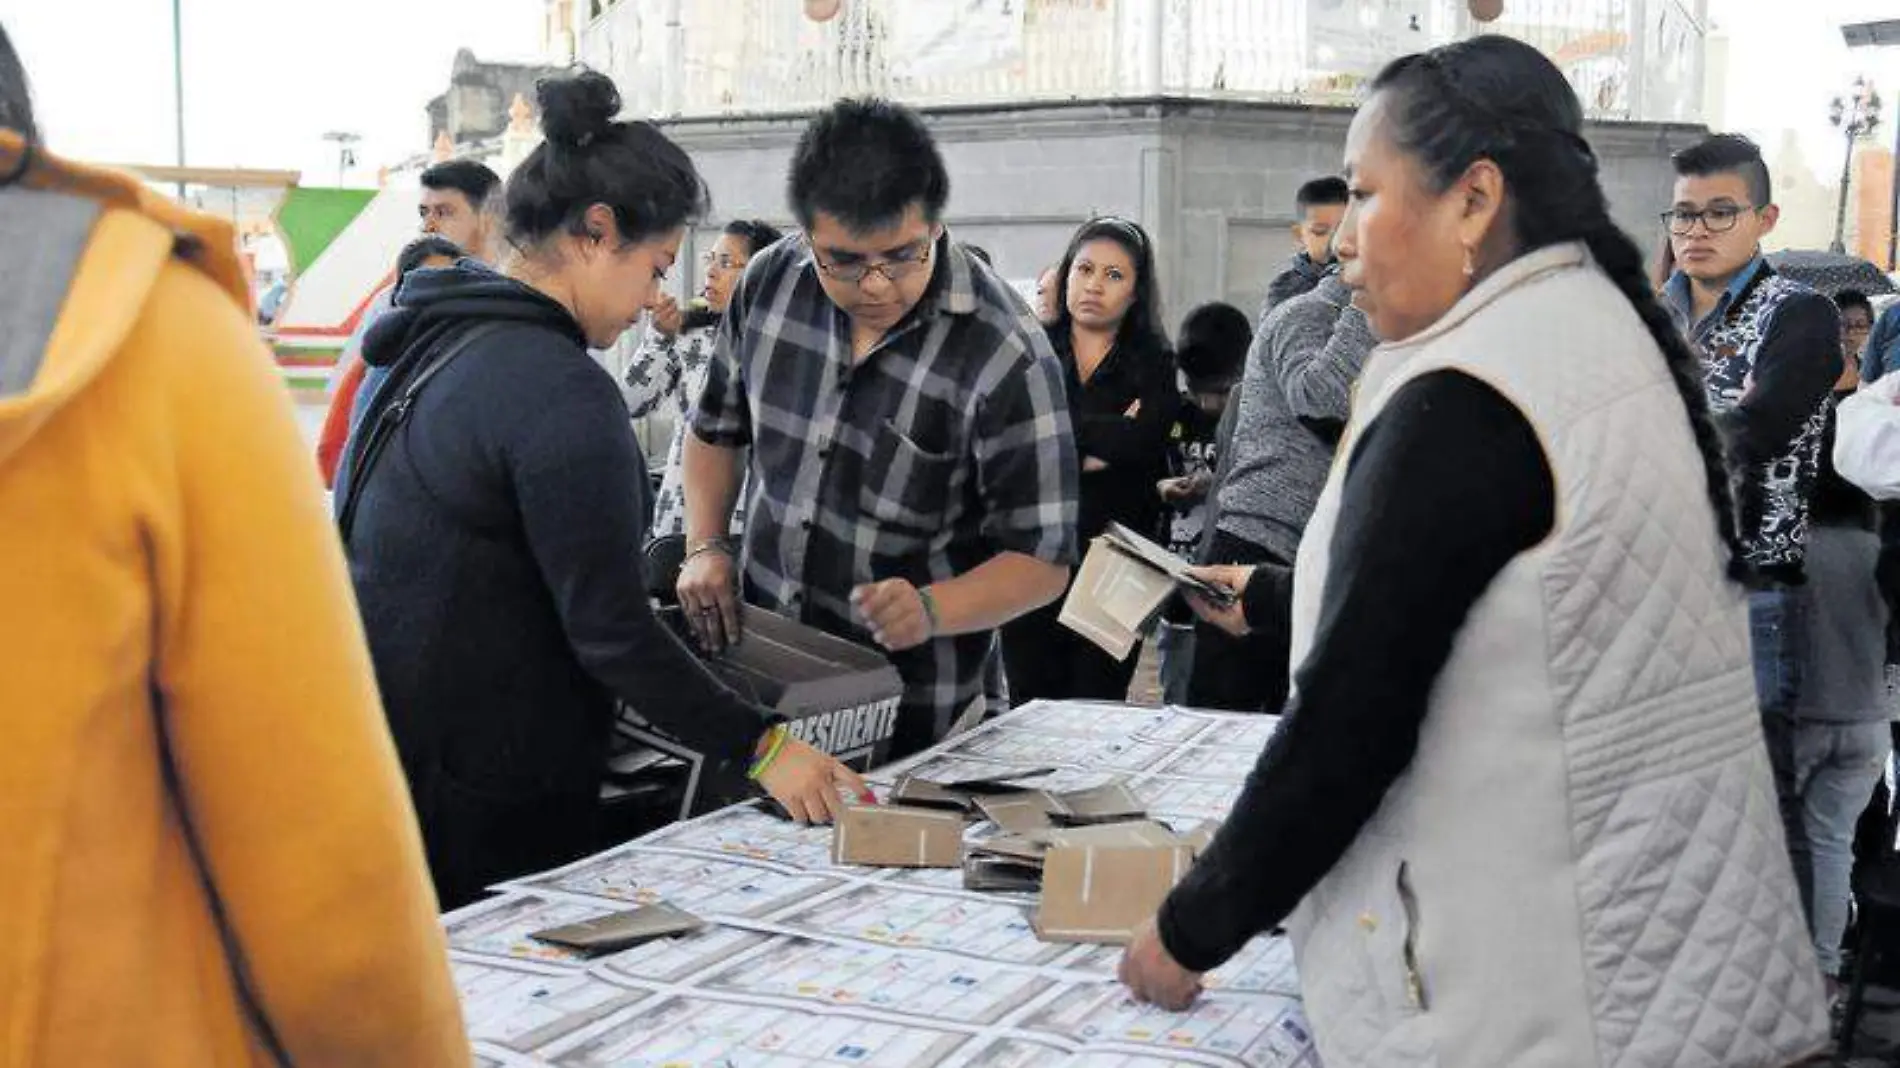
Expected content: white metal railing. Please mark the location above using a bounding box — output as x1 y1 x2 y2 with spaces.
576 0 1705 124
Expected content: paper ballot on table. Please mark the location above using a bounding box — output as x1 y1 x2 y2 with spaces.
1060 524 1233 659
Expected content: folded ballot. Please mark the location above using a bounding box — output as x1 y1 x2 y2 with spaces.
1059 523 1235 659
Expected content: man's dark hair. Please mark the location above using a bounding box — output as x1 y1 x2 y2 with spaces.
0 23 37 148
788 97 949 232
1176 302 1252 390
506 70 708 252
1835 288 1874 319
1295 177 1349 212
723 218 784 257
1671 133 1772 207
396 235 464 276
420 158 502 211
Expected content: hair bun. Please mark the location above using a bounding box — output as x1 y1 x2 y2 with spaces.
537 69 620 149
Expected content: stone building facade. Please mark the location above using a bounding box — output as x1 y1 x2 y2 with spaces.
659 96 1707 323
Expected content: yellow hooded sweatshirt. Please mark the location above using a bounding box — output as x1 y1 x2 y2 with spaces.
0 135 469 1064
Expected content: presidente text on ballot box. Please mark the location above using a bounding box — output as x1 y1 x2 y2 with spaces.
614 604 905 819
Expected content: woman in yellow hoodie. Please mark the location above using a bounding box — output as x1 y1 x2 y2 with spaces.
0 29 468 1066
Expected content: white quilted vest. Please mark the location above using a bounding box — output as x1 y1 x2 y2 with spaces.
1286 243 1829 1067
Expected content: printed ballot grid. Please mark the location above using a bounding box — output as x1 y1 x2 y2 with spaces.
451 701 1318 1068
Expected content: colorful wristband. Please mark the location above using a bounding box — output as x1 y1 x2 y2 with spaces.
918 586 941 638
747 724 789 781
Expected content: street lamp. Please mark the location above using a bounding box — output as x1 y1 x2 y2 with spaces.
171 0 185 198
1843 19 1900 269
1828 76 1882 255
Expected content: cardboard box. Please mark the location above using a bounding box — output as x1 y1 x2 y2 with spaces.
972 782 1149 834
975 792 1059 834
1048 782 1148 826
968 833 1049 865
617 605 906 819
1034 842 1196 944
888 767 1059 813
967 820 1178 867
831 804 965 868
963 856 1043 893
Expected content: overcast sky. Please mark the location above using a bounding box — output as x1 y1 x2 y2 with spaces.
1708 0 1900 178
0 0 542 182
2 0 1897 187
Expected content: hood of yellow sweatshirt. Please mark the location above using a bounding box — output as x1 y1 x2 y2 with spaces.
0 132 251 467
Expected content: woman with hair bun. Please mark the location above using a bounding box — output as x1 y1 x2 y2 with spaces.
1121 36 1829 1066
344 70 865 909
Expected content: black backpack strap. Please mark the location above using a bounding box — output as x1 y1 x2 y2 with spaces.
337 321 507 545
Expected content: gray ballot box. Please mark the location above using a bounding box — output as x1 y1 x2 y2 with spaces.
608 604 904 822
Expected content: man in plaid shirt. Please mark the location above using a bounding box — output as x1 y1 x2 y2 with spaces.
680 98 1079 758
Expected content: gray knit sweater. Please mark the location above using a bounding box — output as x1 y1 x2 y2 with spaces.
1212 272 1377 560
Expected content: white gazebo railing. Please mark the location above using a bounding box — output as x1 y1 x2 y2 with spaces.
571 0 1706 124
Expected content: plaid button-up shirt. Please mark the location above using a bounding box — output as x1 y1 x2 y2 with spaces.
694 232 1079 751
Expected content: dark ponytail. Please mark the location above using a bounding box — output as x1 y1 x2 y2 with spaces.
504 69 708 254
1371 37 1747 582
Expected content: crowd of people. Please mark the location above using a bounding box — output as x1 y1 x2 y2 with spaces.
5 16 1898 1065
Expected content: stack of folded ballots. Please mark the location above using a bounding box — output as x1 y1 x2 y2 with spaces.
831 765 1217 944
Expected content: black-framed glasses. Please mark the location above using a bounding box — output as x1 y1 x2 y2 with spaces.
814 238 934 285
1661 204 1757 235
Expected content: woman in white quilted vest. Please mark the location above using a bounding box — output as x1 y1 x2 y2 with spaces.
1120 35 1831 1067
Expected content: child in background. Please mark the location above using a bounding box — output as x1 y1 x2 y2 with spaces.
1261 177 1349 315
1156 302 1253 705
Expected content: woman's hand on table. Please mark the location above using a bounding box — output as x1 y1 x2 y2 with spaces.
1120 917 1204 1011
755 736 870 824
1184 564 1254 637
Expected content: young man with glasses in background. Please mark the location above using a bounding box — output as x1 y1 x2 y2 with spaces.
1661 133 1843 925
679 97 1079 759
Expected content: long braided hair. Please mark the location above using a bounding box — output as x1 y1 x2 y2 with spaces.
1369 36 1747 581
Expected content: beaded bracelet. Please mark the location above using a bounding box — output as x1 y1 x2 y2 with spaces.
747 724 790 781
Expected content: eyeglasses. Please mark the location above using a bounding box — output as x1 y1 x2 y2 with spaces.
814 238 934 285
702 251 746 271
1661 205 1758 236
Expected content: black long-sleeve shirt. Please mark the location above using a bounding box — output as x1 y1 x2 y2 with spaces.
1054 328 1179 542
1709 293 1839 471
1158 371 1556 971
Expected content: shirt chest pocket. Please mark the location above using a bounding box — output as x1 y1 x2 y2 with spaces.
859 421 960 541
